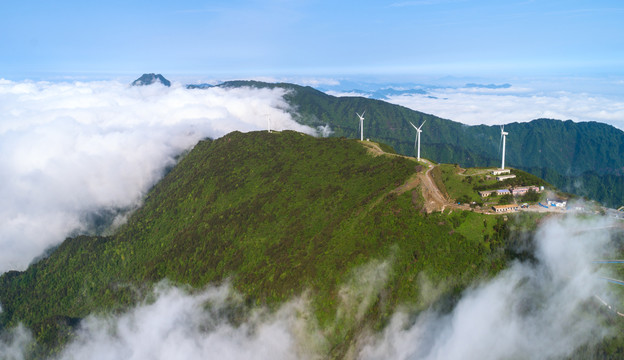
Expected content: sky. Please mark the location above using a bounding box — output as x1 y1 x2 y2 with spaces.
3 0 624 128
1 0 624 81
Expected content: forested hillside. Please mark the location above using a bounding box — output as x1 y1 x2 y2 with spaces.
0 131 511 358
211 81 624 207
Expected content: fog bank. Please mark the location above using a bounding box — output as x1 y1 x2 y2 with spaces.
0 79 315 273
358 216 615 360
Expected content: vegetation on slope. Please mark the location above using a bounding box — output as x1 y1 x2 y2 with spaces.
0 131 511 358
212 81 624 207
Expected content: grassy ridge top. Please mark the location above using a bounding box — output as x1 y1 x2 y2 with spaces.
0 130 510 357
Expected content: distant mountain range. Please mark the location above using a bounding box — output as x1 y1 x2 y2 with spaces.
321 82 512 100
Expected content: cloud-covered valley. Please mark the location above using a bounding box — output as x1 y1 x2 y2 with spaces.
384 85 624 129
326 81 624 130
0 79 315 273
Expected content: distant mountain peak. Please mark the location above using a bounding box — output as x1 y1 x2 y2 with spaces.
131 73 171 87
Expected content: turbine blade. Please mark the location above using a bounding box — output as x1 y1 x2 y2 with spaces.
418 119 427 130
408 120 417 130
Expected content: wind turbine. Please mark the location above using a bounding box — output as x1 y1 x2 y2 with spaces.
356 111 365 141
265 114 271 133
500 125 509 169
408 119 426 161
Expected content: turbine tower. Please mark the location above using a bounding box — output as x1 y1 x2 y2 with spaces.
408 119 426 161
500 125 509 169
356 111 365 141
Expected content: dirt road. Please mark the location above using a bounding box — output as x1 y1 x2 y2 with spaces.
419 160 448 213
360 141 450 213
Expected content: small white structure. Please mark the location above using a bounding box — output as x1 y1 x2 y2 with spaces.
496 174 517 181
356 111 365 141
491 169 510 176
500 125 509 169
408 120 426 161
547 198 567 208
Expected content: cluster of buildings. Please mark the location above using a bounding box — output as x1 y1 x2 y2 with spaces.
480 169 545 213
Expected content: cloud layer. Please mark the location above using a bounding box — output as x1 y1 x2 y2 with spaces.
385 85 624 129
358 216 615 360
55 284 319 360
0 79 315 273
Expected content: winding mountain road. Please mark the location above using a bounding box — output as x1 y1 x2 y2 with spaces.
419 159 448 213
359 141 449 213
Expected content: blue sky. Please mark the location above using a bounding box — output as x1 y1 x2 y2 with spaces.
2 0 624 82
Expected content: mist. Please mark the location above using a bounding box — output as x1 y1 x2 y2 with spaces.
0 79 316 273
54 284 322 360
384 86 624 129
2 215 619 359
358 215 615 360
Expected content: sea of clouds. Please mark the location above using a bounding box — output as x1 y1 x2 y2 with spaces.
357 216 615 360
329 83 624 129
0 215 617 359
0 79 317 273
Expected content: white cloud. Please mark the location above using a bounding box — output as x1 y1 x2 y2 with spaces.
0 79 316 273
0 324 32 360
54 284 319 360
357 215 615 360
316 124 334 137
386 87 624 129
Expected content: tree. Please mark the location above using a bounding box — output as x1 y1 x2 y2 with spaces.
498 194 514 205
521 189 540 203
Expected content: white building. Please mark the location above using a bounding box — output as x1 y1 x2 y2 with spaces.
492 204 519 213
547 198 567 208
492 169 511 176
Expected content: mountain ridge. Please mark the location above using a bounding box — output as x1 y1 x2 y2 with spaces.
193 80 624 207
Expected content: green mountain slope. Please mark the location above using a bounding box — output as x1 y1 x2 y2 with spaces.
0 131 512 358
213 81 624 207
